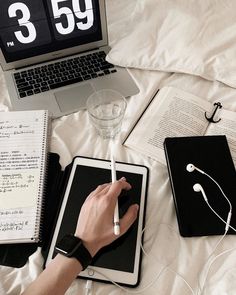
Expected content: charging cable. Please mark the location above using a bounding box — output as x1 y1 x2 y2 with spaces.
82 164 236 295
86 222 196 295
85 280 93 295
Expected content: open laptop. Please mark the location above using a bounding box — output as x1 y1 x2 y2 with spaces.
0 0 139 117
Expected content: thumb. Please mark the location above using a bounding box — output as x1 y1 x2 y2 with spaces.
119 204 139 236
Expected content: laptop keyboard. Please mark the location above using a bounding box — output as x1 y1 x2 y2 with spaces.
13 51 117 98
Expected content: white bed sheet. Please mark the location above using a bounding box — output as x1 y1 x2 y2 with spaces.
1 1 236 294
107 0 236 89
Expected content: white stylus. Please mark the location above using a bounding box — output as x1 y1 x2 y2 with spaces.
111 145 120 236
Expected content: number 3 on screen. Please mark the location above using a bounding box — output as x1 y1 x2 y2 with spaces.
51 0 94 35
8 3 37 44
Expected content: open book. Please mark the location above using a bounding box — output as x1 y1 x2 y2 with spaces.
0 110 49 244
123 86 236 166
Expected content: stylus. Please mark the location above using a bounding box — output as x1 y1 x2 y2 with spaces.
111 149 120 236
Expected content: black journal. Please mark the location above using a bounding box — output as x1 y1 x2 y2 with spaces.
164 135 236 237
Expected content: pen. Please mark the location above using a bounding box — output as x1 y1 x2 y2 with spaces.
111 147 120 236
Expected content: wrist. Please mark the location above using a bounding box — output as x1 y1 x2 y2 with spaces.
82 241 99 258
55 234 93 270
55 253 83 272
74 234 99 258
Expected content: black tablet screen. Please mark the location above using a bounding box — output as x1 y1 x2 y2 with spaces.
54 164 143 273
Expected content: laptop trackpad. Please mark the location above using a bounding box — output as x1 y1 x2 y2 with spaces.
54 83 94 113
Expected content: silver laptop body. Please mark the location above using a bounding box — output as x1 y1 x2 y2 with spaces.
0 0 139 117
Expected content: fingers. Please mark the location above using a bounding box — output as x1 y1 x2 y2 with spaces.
107 178 132 201
119 204 139 236
89 177 131 201
93 183 110 194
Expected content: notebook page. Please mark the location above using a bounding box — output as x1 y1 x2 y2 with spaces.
0 207 38 241
0 110 48 242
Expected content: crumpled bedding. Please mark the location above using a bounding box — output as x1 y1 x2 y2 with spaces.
1 1 236 294
107 0 236 89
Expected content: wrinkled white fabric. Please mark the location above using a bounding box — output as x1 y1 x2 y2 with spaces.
1 1 236 295
107 0 236 88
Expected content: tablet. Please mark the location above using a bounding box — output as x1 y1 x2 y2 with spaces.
45 156 148 287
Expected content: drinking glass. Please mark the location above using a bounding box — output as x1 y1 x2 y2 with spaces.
86 89 127 139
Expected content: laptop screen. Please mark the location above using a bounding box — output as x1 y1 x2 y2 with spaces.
0 0 102 63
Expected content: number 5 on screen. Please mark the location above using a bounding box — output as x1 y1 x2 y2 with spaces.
51 0 94 36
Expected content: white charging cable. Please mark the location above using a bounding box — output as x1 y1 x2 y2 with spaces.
86 222 196 295
85 280 93 295
84 220 235 295
83 164 236 295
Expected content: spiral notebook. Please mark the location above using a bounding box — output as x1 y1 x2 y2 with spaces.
0 110 49 244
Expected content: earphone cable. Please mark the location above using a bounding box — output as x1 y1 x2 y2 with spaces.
91 222 196 295
204 171 236 233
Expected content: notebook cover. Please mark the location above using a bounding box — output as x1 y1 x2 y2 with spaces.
164 135 236 237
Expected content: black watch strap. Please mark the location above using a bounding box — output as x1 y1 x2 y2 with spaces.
72 239 92 270
55 234 93 270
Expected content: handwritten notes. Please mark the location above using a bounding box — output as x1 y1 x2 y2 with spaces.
0 170 39 208
0 110 48 242
0 207 36 240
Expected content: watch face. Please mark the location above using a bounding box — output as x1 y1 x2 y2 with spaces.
56 234 81 256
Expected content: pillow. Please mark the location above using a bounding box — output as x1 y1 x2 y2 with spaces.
106 0 236 88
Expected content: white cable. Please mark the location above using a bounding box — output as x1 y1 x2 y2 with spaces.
91 222 196 294
90 225 173 294
205 201 233 232
88 219 235 295
200 246 236 295
140 223 195 294
204 171 236 232
195 170 236 294
197 230 227 295
196 198 235 294
85 280 93 295
84 169 235 295
205 172 232 213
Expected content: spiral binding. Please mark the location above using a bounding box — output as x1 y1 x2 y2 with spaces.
32 110 50 242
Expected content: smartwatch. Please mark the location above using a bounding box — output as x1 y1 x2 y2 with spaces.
55 234 92 270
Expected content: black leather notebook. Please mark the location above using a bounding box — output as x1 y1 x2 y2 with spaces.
164 135 236 237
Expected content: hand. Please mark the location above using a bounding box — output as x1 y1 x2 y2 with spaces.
21 178 138 295
74 177 139 257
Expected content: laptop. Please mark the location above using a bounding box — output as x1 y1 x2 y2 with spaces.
0 0 139 117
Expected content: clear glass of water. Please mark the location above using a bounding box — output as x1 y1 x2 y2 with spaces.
86 89 127 139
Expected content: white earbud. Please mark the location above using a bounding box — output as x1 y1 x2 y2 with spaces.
193 183 208 202
186 163 205 174
186 164 195 172
193 183 202 192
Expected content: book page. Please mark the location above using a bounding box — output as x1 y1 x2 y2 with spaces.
206 108 236 166
124 87 213 164
0 110 48 242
